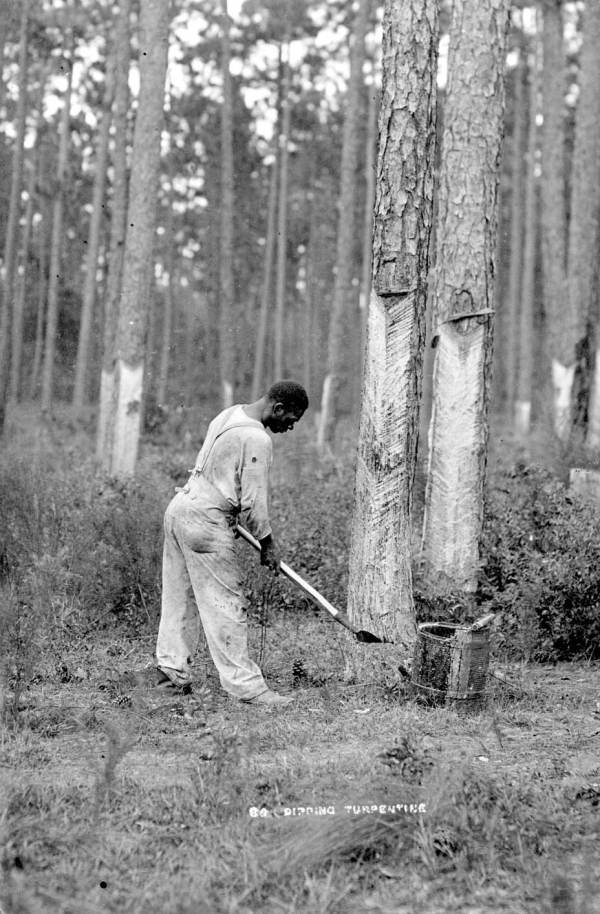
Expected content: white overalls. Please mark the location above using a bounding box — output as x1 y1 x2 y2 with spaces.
156 405 273 699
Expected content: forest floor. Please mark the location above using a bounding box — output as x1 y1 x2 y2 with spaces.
1 407 600 913
2 618 600 914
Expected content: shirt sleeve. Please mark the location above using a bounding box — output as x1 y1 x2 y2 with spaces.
239 431 273 540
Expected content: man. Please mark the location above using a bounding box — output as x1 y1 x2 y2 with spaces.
156 380 308 706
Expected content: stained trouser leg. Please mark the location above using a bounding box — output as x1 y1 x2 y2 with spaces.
155 510 198 684
181 537 268 700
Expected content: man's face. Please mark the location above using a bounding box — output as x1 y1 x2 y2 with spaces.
266 403 305 434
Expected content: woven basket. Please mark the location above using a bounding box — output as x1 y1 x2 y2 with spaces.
411 621 490 711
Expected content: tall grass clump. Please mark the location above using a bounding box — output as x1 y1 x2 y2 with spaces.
0 446 168 692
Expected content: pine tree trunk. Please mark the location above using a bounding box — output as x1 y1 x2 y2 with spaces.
252 153 278 400
158 162 175 406
29 198 49 400
515 40 539 436
539 0 569 437
273 39 290 381
219 0 235 407
347 0 439 655
40 46 73 417
0 0 29 429
355 79 378 415
566 1 600 441
317 0 369 449
72 57 115 416
504 49 526 420
97 0 130 467
110 0 169 477
9 145 37 404
422 0 508 594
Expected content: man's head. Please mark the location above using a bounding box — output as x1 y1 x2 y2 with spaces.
262 380 308 434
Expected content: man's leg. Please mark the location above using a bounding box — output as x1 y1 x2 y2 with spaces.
182 539 268 700
156 511 198 685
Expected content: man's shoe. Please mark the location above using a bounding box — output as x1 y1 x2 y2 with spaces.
155 668 192 694
242 689 293 706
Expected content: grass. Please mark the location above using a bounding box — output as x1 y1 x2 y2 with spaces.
1 406 600 913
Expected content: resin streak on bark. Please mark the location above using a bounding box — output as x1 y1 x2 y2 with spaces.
422 0 509 593
348 0 439 654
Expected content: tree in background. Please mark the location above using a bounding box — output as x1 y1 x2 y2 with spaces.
110 0 170 476
514 30 538 437
0 0 29 430
503 38 526 422
317 0 370 449
40 41 73 417
422 0 508 593
72 47 114 417
347 0 439 654
540 0 569 439
96 0 130 467
219 0 235 408
566 0 600 442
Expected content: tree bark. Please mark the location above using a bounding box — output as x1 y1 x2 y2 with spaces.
317 0 370 449
0 0 29 429
40 45 73 417
422 0 509 594
347 0 439 655
97 0 130 467
539 0 569 437
504 48 526 420
72 54 115 415
157 153 176 406
273 37 290 381
110 0 170 477
219 0 235 407
515 38 539 436
9 143 37 404
355 78 378 416
567 1 600 442
252 153 278 400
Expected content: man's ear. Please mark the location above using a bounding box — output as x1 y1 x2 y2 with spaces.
272 401 285 417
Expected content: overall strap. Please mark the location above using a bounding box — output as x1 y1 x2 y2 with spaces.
192 418 262 477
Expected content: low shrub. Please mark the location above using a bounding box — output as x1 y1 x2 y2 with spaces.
481 462 600 661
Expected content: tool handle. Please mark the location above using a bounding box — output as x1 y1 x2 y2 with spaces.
236 525 348 625
470 612 497 631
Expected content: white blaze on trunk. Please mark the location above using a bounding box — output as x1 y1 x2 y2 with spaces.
96 368 115 465
348 291 418 654
587 352 600 448
222 379 234 409
423 323 487 593
514 399 531 436
111 361 143 477
551 359 574 440
316 374 333 450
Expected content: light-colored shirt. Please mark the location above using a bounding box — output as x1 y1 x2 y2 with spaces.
194 404 273 539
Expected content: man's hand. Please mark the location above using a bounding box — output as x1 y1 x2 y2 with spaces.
259 534 281 574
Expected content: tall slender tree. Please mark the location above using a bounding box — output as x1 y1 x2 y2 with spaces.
219 0 235 407
40 43 73 416
515 37 539 436
72 53 115 416
566 1 600 441
422 0 509 593
97 0 130 466
347 0 439 654
273 35 290 381
317 0 370 449
110 0 170 476
540 0 569 438
0 0 29 429
251 153 278 400
504 44 526 419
